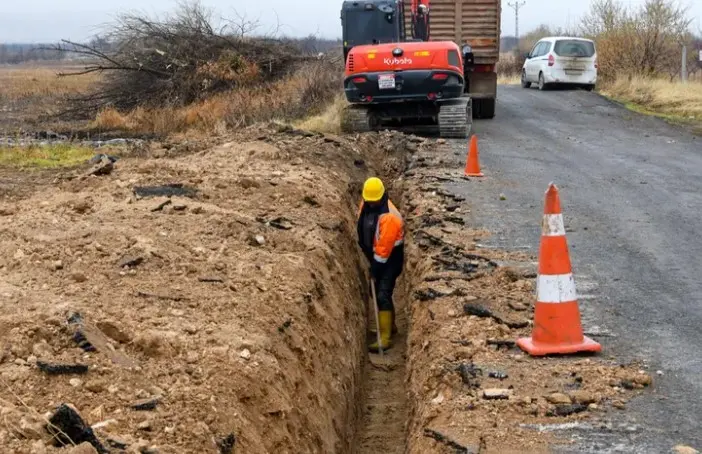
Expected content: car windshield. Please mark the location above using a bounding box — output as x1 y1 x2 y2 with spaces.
344 10 398 46
554 40 595 58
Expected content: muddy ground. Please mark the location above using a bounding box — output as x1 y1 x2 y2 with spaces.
0 122 656 454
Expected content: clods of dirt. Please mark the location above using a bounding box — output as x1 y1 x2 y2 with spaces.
0 125 416 453
401 142 652 453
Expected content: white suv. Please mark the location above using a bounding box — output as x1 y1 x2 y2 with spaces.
521 36 598 91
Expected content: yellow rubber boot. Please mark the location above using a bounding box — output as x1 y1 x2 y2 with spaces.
369 311 393 353
369 308 398 335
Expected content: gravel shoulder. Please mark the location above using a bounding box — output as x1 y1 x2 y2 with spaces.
448 85 702 452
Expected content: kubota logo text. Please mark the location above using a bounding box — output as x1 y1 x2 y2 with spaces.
384 57 413 65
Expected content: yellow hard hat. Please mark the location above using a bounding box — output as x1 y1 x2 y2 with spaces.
362 177 385 202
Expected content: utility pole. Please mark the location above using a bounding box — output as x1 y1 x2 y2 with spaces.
681 44 687 82
508 1 526 53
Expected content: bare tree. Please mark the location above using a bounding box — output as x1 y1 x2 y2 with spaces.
580 0 692 80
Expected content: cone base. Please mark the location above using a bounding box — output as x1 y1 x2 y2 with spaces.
516 336 601 356
465 172 484 177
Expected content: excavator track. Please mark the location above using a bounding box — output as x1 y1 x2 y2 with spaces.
340 105 373 134
437 97 472 139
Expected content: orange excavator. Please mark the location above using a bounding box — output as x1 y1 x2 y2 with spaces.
339 0 478 138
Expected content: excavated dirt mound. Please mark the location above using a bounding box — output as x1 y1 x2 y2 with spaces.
0 125 412 454
399 141 654 454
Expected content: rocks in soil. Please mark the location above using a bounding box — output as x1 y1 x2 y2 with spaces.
507 301 529 311
106 436 130 450
488 371 508 380
546 404 588 417
463 303 529 329
37 361 89 375
257 216 293 230
131 397 161 411
414 288 465 302
151 200 172 212
47 404 107 453
546 393 572 405
457 362 482 388
118 255 144 268
216 433 236 454
67 312 137 367
486 339 516 349
132 184 197 199
66 442 99 454
620 380 635 390
86 157 114 177
423 428 472 453
303 196 320 207
249 234 266 246
483 389 512 400
198 276 224 283
568 391 597 405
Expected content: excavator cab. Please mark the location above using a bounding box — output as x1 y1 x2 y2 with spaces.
341 0 406 61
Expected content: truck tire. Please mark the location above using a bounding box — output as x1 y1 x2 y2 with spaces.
473 98 496 119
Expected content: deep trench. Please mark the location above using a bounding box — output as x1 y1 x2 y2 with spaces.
349 161 412 454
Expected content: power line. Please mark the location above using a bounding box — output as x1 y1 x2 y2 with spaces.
507 0 526 40
508 0 526 53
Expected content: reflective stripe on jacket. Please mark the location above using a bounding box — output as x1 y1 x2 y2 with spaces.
357 198 405 264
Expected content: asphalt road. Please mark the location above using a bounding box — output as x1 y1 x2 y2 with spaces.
448 85 702 452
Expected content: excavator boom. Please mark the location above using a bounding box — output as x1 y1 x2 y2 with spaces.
409 0 430 41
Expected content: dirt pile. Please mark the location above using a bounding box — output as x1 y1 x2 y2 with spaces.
398 141 654 453
0 125 411 453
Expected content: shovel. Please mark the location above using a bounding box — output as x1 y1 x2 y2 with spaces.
370 277 384 357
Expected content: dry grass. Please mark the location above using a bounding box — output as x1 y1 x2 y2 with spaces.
0 143 95 168
90 62 342 137
496 52 525 81
601 76 702 131
294 95 347 134
497 74 521 85
0 64 99 102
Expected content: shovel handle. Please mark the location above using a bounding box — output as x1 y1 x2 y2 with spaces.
370 277 384 356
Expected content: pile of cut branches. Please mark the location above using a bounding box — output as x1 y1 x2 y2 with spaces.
52 2 324 118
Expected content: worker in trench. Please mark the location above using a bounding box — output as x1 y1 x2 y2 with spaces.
356 177 405 352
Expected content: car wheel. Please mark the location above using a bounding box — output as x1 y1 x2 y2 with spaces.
583 84 595 92
538 73 547 91
521 70 531 88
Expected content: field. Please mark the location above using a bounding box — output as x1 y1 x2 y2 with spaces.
0 64 100 134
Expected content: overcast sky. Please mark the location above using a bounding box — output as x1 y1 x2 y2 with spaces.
1 0 700 43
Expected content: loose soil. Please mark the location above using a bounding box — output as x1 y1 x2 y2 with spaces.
0 122 657 454
399 140 654 453
0 124 411 454
355 281 409 454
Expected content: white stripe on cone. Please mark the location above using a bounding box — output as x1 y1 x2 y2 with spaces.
537 273 577 303
542 214 566 237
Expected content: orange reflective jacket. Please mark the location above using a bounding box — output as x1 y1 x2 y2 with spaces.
357 198 405 264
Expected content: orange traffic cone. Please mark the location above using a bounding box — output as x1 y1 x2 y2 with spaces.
517 183 601 356
464 135 484 177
